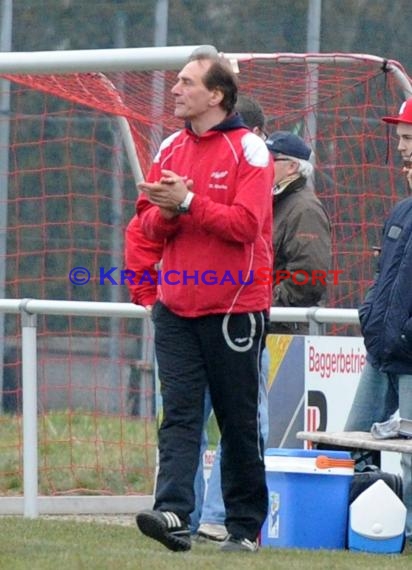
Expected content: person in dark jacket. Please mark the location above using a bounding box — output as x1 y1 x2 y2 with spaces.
344 98 412 538
265 131 332 333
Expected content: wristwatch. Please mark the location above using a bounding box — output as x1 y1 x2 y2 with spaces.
176 191 194 214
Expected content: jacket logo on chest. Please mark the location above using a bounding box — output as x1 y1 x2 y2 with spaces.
211 170 228 179
209 170 228 190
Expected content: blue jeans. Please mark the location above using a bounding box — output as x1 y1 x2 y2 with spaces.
344 359 412 537
190 347 269 531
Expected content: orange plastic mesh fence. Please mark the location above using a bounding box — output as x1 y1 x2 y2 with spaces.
0 53 409 496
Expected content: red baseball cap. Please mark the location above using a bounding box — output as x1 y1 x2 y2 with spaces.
382 99 412 125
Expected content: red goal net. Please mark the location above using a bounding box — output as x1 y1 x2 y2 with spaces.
0 52 410 499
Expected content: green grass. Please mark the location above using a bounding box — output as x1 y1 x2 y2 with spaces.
0 411 221 496
0 517 411 570
0 411 158 495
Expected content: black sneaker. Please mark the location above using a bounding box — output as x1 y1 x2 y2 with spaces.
136 510 191 552
220 534 259 553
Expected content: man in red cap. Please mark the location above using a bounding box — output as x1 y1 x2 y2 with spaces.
344 98 412 539
382 99 412 188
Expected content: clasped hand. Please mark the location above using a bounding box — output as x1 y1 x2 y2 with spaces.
138 169 193 218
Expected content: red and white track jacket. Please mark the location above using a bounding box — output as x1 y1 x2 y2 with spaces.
124 214 161 306
136 114 274 317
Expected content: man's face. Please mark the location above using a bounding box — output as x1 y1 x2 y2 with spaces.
171 59 217 120
396 123 412 167
272 156 299 186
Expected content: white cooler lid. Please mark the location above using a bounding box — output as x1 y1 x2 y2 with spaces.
265 453 354 476
350 479 407 538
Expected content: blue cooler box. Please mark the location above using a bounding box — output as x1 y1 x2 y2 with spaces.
261 448 354 549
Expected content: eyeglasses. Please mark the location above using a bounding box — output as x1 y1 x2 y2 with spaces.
273 157 292 162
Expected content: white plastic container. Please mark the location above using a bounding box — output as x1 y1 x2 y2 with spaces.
348 479 406 554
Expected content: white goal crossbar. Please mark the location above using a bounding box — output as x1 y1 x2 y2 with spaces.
0 47 409 99
0 45 208 73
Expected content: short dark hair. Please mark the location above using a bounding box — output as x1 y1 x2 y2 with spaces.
189 53 238 114
235 95 266 131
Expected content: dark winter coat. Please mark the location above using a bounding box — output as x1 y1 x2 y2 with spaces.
359 196 412 373
270 176 331 333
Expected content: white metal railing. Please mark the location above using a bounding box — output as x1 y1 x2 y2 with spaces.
0 298 360 517
270 306 359 326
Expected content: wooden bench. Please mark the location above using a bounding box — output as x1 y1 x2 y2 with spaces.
296 430 412 463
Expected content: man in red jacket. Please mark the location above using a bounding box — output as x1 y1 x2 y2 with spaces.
135 52 273 553
125 95 271 542
124 93 269 311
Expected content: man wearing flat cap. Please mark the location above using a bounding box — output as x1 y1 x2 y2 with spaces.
265 131 331 333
